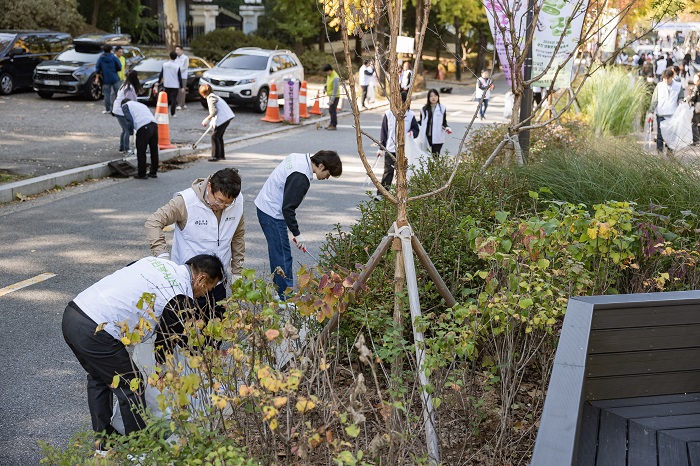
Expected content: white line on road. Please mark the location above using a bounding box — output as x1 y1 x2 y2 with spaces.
0 273 56 297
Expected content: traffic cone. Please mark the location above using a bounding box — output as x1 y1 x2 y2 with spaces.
299 81 310 119
261 83 283 123
310 90 322 115
155 91 176 149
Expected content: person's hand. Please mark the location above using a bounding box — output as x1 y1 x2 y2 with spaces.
292 234 307 252
377 150 383 158
445 127 452 135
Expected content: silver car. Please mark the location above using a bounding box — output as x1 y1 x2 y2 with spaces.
199 47 304 113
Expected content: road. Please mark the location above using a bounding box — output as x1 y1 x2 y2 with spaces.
0 77 507 464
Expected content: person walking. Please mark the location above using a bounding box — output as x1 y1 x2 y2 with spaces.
61 254 223 453
475 70 494 120
95 45 122 114
400 61 413 102
656 54 667 81
159 51 182 117
112 71 141 155
199 84 235 162
145 168 244 320
359 59 375 108
688 72 700 146
376 94 420 199
255 151 343 299
323 64 340 130
419 89 451 156
115 46 126 82
649 68 684 155
121 99 158 179
175 45 189 110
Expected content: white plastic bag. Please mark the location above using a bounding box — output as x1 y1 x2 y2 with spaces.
367 82 375 104
503 92 514 118
417 120 429 152
405 135 431 180
659 103 693 151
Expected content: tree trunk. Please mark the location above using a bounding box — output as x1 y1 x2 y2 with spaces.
476 32 487 74
91 0 101 27
414 0 424 74
454 17 461 81
355 33 363 61
162 0 180 52
319 25 325 52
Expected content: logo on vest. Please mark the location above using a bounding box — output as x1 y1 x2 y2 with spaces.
194 219 208 226
224 216 237 222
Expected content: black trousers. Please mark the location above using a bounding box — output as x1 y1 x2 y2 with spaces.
378 151 396 194
136 122 159 177
165 87 178 115
693 112 700 144
211 119 231 160
328 97 338 127
62 302 145 439
426 134 443 157
361 85 368 106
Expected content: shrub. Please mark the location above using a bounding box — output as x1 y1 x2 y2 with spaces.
298 50 338 76
190 29 282 63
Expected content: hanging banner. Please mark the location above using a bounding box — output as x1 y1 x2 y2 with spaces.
531 0 590 89
484 0 528 86
599 8 620 54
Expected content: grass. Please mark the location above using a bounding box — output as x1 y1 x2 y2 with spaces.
0 170 29 184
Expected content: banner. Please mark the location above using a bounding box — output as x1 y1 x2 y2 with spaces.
484 0 528 86
599 8 620 54
531 0 590 88
283 79 299 124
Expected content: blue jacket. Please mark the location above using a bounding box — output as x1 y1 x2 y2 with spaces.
96 53 122 85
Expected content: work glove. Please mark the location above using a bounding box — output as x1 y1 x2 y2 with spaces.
292 234 307 252
157 252 170 260
376 150 383 158
445 126 453 135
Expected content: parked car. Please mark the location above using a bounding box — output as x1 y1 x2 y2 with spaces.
199 47 304 113
134 54 212 105
0 30 72 95
33 34 143 100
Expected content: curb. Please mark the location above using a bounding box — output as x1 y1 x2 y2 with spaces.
0 90 425 205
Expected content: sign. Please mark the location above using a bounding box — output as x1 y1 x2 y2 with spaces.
531 0 590 89
283 79 299 124
396 36 415 54
484 0 527 86
599 8 620 54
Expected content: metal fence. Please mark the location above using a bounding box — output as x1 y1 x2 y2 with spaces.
149 24 205 47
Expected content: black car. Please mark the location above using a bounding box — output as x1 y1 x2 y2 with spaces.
33 34 143 100
134 55 212 104
0 30 72 95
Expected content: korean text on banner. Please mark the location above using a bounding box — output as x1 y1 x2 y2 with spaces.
532 0 590 89
283 79 300 124
484 0 528 86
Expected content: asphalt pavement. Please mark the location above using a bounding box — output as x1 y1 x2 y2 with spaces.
0 76 506 464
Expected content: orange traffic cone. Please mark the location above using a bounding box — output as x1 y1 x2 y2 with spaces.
299 81 310 119
309 90 322 115
261 83 283 123
155 91 176 149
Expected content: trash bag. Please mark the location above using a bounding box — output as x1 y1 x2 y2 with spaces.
405 135 431 180
417 120 429 152
659 103 693 151
504 92 514 118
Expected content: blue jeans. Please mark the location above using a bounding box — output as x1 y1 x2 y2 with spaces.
257 208 293 299
479 98 489 118
115 114 130 151
103 82 119 112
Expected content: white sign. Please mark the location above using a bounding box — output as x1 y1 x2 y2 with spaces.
283 79 299 124
396 36 415 54
532 0 590 89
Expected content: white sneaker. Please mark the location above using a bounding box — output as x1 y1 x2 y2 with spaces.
102 110 110 114
176 106 182 110
94 449 108 457
182 105 187 109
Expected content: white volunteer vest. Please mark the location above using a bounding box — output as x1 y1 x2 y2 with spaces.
475 78 491 99
123 101 155 131
255 153 313 220
73 257 193 341
384 110 416 153
656 81 682 116
421 104 447 145
162 61 181 88
213 95 234 127
170 187 243 278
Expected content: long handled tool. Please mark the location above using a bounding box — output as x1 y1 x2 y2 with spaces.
192 124 213 149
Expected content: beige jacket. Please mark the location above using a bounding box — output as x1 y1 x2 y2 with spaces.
145 176 245 275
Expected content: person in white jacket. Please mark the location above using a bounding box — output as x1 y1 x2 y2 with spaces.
419 89 451 156
475 70 494 119
649 68 684 154
112 71 141 155
199 83 235 161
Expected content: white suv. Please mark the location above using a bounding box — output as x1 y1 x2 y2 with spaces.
199 47 304 113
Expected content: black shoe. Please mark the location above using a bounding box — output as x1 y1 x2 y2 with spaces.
207 157 220 162
134 174 149 179
149 173 157 178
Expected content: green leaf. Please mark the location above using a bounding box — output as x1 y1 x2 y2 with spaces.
528 191 539 199
345 424 361 438
111 375 120 389
518 298 534 309
129 378 140 392
537 258 550 270
477 270 489 279
501 239 512 252
495 211 508 223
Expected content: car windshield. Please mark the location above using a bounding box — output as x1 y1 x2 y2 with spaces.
0 34 14 53
218 54 267 70
55 48 99 63
135 57 167 73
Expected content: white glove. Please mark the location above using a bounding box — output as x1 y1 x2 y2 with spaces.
157 253 170 260
445 126 452 134
292 234 307 252
377 150 383 158
201 119 208 127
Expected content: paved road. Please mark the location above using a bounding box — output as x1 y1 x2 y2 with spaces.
0 78 506 464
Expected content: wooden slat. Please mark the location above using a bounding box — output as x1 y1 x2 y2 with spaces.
592 304 700 330
587 348 700 378
689 442 700 465
595 410 627 466
658 430 690 466
607 401 700 419
629 414 700 466
591 393 700 409
585 371 700 400
588 324 700 353
576 402 600 466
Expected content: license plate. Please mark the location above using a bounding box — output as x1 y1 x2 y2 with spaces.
216 91 230 98
44 80 60 86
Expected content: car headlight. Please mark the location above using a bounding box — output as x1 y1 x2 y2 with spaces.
143 81 153 88
200 76 211 83
72 71 88 82
237 78 256 85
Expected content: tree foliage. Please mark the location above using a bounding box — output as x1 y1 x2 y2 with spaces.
0 0 86 35
257 0 320 52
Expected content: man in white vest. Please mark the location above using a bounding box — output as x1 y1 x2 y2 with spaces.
255 151 343 299
175 45 189 110
145 168 244 320
649 68 684 154
159 51 183 116
121 99 158 179
61 254 223 452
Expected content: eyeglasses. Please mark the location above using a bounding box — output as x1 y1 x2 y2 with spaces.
207 190 235 208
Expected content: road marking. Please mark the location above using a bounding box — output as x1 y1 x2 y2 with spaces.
0 273 56 297
452 111 464 116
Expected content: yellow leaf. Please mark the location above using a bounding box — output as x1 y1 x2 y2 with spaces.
587 227 598 239
319 358 330 371
296 397 316 413
239 385 251 397
269 418 279 430
129 378 140 392
273 396 288 408
188 356 201 369
120 336 131 346
265 329 280 341
598 222 611 239
216 397 227 410
110 375 120 389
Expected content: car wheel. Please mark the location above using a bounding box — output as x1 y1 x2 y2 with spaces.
200 97 208 109
254 87 269 113
37 91 53 99
84 76 102 101
0 72 14 95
